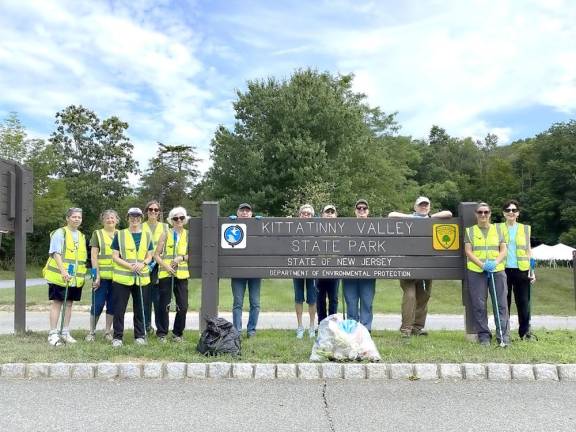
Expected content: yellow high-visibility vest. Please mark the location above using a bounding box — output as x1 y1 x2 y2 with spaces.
499 222 531 271
43 227 87 287
158 228 189 280
112 229 151 286
142 221 169 250
95 229 116 280
466 224 505 273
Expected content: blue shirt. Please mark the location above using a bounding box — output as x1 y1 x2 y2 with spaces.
505 224 519 268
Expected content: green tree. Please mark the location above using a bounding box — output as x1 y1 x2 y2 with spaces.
0 112 27 163
49 105 139 231
203 69 404 216
139 142 200 211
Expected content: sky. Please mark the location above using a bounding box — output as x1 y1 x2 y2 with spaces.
1 0 575 175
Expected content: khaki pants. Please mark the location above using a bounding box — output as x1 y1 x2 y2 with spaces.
400 279 432 334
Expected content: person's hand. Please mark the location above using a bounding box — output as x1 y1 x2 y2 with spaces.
529 272 536 283
93 276 101 290
60 270 71 282
131 262 145 274
482 260 496 272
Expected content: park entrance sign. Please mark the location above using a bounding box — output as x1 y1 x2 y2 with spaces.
188 202 477 330
0 158 33 334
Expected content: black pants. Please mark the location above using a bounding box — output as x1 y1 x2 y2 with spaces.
112 281 150 340
157 277 189 337
506 268 532 337
317 279 339 323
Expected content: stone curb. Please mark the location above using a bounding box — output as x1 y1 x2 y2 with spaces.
1 362 576 381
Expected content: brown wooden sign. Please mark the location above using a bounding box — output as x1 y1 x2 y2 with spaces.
0 158 33 233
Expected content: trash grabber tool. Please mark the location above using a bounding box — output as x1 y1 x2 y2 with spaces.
488 272 506 347
168 229 178 313
138 273 147 339
88 268 97 339
58 263 75 344
341 281 346 320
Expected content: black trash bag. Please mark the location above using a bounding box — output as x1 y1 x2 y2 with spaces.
196 317 241 357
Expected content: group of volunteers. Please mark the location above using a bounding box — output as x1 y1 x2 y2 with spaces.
44 201 190 347
44 196 534 349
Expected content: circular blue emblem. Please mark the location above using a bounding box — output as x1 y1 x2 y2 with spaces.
224 225 244 247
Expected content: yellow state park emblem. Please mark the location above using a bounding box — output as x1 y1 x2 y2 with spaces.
433 224 459 250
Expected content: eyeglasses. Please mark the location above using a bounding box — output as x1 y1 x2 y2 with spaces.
300 212 313 217
504 208 519 213
356 206 368 211
476 210 490 215
148 208 160 213
418 202 430 206
324 209 335 214
172 216 186 222
128 213 142 218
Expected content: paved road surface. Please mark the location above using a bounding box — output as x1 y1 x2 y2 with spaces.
1 380 575 431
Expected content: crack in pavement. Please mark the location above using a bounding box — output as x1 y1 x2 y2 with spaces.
322 380 336 432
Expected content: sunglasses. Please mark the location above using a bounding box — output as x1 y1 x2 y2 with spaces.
148 208 160 213
172 216 186 222
504 208 519 213
476 210 490 215
356 206 368 211
324 209 335 214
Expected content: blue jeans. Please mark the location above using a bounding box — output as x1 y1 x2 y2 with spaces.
90 278 114 316
293 279 317 304
231 278 261 334
317 279 339 322
343 279 376 330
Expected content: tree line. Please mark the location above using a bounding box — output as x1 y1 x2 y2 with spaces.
1 69 574 266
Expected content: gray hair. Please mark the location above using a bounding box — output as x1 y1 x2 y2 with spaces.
100 209 119 224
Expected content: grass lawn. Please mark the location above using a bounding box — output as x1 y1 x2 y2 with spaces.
1 329 576 364
0 265 43 280
1 268 574 315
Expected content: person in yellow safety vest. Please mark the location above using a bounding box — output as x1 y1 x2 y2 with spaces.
464 202 510 347
142 200 169 334
499 199 536 340
85 209 119 342
110 207 154 347
44 207 87 346
153 206 190 343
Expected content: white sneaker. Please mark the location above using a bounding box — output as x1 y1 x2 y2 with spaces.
48 331 60 346
112 339 123 348
85 332 95 342
172 335 183 343
308 327 316 339
104 331 113 342
62 332 77 343
296 326 304 339
135 338 147 345
158 336 167 344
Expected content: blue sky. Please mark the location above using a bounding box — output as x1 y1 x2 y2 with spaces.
1 0 575 174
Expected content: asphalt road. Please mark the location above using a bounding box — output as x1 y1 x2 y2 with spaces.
1 380 575 431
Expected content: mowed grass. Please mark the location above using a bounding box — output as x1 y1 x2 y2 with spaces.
1 268 574 315
1 329 576 364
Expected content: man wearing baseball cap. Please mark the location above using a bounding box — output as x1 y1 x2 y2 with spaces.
389 197 452 338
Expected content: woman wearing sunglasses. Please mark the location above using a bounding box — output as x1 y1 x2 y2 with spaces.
499 200 535 340
154 207 190 342
464 202 510 347
142 200 169 334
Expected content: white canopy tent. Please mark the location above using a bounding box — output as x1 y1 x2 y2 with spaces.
531 243 575 268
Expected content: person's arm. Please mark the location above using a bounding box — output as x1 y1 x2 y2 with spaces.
154 232 174 274
464 243 485 269
496 242 508 267
431 210 453 218
91 246 100 288
388 211 410 217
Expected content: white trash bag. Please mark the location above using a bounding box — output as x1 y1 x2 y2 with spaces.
310 314 381 362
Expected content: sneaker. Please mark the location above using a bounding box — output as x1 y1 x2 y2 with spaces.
412 328 428 336
522 333 538 341
479 339 491 347
296 326 304 339
135 337 147 345
400 331 411 339
308 327 316 339
104 331 113 342
61 332 77 344
85 332 96 342
172 336 183 343
48 331 60 346
247 331 256 338
158 336 167 344
112 339 123 348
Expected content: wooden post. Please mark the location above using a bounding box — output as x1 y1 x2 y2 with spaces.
573 250 576 311
13 164 27 334
200 202 219 332
459 202 478 341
